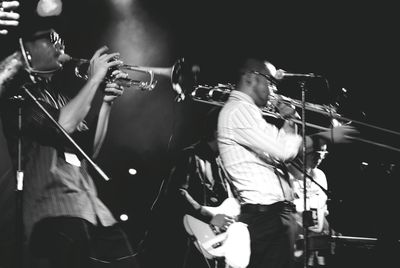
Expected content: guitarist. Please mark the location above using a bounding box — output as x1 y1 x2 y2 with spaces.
141 107 235 268
288 144 332 267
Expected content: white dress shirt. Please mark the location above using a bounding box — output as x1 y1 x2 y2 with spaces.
218 90 302 205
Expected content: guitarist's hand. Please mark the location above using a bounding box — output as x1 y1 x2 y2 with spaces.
210 214 235 231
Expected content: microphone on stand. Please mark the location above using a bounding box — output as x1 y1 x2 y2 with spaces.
275 69 322 80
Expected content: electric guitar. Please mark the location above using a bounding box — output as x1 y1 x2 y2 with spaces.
182 197 240 259
291 168 329 234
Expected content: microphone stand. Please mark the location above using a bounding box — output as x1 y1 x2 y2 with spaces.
299 81 309 268
22 86 111 181
13 95 24 268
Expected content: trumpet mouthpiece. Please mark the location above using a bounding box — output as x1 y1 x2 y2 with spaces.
58 53 72 63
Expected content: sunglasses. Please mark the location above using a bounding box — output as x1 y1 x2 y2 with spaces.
49 31 65 51
250 70 278 86
309 151 329 158
26 29 65 51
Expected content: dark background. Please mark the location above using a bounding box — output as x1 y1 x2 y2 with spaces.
1 1 400 267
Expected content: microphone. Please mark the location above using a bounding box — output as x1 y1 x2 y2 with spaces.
275 69 322 80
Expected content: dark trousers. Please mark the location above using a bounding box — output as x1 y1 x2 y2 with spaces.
29 217 141 268
239 201 297 268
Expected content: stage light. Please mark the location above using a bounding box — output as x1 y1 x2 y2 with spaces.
36 0 63 17
120 214 129 221
128 168 137 175
360 161 369 172
111 0 132 8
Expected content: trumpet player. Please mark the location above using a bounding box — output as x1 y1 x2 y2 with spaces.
217 57 359 268
0 27 141 268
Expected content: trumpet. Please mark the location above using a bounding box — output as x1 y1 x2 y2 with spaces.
71 58 157 91
70 57 200 96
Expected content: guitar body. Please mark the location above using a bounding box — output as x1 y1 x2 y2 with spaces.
292 171 330 262
183 197 240 259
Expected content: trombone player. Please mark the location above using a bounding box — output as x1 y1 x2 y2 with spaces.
0 27 141 267
217 57 358 268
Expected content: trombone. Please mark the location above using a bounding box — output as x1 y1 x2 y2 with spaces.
190 84 400 153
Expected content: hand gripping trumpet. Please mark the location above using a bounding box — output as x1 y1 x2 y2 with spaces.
71 57 157 91
71 57 200 99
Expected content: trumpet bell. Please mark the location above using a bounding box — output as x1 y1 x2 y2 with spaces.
141 57 201 101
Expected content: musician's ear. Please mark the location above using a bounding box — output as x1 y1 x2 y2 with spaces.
243 72 256 86
25 39 60 71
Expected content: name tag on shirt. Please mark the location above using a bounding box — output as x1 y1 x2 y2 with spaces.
64 152 81 167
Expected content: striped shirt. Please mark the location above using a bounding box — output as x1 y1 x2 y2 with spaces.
218 90 302 205
0 85 116 240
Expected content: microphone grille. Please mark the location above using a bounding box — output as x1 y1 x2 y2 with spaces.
275 69 286 80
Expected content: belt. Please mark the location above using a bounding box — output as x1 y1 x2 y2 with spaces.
241 201 296 214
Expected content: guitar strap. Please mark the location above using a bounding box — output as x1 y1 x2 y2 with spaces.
273 160 295 201
195 155 230 206
215 156 244 204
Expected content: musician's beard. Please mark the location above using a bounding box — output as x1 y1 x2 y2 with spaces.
0 51 29 99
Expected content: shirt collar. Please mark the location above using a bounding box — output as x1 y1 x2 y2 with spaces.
229 90 256 106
